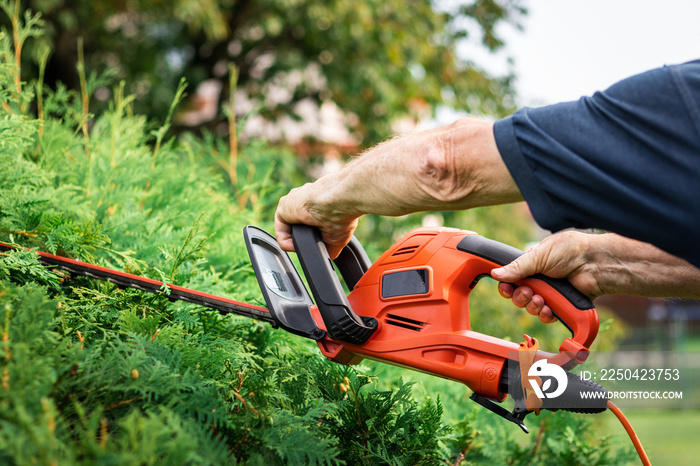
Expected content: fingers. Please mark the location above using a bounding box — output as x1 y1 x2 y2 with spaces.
497 282 515 299
274 187 313 252
491 247 542 283
320 218 359 259
497 282 558 324
274 188 359 260
536 306 557 324
491 231 591 284
274 212 357 259
273 210 295 252
521 293 557 323
491 234 586 324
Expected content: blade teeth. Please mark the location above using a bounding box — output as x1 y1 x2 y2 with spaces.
22 245 277 324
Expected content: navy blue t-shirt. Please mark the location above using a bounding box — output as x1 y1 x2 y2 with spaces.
494 60 700 268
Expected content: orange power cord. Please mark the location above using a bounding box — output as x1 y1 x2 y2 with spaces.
607 401 651 465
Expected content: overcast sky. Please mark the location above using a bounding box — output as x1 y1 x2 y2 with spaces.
465 0 700 107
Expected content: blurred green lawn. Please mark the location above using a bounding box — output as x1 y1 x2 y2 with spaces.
620 333 700 464
598 408 700 465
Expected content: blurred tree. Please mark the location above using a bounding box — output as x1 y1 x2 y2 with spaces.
20 0 525 145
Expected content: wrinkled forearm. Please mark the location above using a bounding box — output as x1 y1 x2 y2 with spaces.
299 117 521 219
274 116 522 256
588 233 700 298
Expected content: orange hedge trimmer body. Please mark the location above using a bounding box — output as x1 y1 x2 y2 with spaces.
245 225 608 431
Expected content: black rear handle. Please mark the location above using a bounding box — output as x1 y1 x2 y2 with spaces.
457 235 594 311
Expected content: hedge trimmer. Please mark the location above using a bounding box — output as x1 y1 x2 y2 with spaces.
1 225 651 465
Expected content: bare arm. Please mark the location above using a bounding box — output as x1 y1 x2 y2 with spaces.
491 231 700 323
274 117 522 257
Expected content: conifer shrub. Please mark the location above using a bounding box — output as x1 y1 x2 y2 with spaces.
0 2 632 464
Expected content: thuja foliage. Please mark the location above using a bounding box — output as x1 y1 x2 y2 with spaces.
0 3 633 465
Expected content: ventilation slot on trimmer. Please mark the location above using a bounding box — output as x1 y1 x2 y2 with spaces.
392 245 420 256
386 314 425 331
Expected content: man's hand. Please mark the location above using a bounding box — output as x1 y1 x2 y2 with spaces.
490 231 700 323
491 231 600 323
274 117 522 258
274 181 360 259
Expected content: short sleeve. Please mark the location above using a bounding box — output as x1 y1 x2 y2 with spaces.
494 60 700 267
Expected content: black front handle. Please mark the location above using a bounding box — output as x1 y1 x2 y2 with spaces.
291 224 377 345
